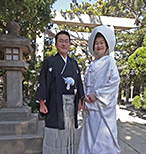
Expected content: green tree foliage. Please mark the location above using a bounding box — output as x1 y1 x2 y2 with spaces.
127 34 146 103
128 34 146 80
128 47 146 74
143 87 146 109
143 32 146 47
45 45 57 57
0 0 56 39
0 0 56 112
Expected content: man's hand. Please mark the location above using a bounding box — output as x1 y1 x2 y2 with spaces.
40 99 48 114
78 99 83 111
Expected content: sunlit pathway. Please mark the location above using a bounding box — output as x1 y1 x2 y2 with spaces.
117 105 146 154
118 121 146 154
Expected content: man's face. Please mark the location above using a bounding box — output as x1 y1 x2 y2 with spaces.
55 34 70 57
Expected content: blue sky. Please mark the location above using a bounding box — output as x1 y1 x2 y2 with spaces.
52 0 95 11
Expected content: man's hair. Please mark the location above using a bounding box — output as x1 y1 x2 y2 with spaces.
55 31 71 43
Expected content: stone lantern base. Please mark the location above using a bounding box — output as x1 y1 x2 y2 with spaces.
0 106 44 154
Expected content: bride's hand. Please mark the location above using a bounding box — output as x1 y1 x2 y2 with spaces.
84 94 92 103
88 94 98 103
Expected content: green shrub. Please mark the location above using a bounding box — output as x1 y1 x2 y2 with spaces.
132 95 141 109
142 87 146 109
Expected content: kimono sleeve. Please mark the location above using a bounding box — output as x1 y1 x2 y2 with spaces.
76 61 84 100
94 59 120 106
36 58 49 102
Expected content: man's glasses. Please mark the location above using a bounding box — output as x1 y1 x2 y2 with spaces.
57 39 70 44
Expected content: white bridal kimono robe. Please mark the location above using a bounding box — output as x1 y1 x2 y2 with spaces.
78 55 121 154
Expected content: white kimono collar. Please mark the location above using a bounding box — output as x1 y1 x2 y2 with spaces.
60 54 67 63
89 56 109 72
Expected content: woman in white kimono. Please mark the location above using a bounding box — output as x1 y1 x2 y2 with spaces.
78 25 121 154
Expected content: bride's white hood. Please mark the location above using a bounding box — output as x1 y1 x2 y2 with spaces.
88 25 116 57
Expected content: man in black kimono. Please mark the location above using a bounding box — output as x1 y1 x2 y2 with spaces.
36 31 84 154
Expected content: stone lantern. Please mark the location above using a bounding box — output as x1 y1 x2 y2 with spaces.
0 22 44 154
0 21 33 107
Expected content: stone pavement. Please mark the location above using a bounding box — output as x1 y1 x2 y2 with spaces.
117 105 146 154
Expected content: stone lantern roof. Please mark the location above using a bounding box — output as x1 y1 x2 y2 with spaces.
0 21 33 53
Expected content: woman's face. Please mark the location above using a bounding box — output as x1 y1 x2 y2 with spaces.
93 36 107 59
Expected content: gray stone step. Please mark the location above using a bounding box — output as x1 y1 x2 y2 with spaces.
0 113 39 135
0 106 31 121
0 120 45 154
